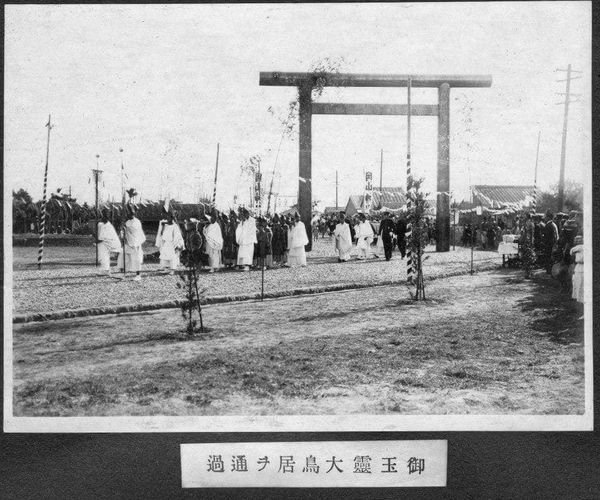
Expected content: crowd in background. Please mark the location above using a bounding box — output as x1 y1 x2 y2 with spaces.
96 206 422 278
96 204 585 305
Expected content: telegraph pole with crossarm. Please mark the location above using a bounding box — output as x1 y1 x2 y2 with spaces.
555 64 582 212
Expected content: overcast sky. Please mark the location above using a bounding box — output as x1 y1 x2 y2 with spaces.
5 2 591 209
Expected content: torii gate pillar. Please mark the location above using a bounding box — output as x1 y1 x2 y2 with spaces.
298 84 312 247
260 72 492 251
437 83 451 253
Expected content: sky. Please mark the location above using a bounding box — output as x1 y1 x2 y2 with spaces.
4 2 591 210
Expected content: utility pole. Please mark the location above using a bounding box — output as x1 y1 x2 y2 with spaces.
556 64 582 212
92 154 103 267
532 131 541 213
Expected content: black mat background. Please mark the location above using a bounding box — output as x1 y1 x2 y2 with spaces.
2 2 600 498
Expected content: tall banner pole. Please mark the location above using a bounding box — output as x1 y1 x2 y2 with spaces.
120 148 127 275
38 115 52 270
405 78 413 283
532 131 541 213
93 154 101 267
379 148 383 206
212 142 220 209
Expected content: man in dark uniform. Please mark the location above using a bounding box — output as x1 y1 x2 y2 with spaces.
379 212 396 261
542 210 558 273
184 220 203 269
395 213 407 258
533 214 545 256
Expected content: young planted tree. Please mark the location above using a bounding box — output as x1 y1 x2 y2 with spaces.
406 177 430 300
177 239 208 336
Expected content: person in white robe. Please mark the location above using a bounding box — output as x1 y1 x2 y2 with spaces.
155 212 184 274
117 206 146 280
334 212 353 262
570 235 584 304
96 209 122 275
235 209 257 271
203 214 224 272
355 214 374 259
287 213 309 267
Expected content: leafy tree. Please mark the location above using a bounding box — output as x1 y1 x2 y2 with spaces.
13 188 32 205
536 180 583 214
12 189 34 233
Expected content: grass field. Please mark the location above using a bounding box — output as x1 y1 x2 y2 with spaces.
12 269 584 416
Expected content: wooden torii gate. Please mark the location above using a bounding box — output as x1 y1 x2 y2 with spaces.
260 72 492 251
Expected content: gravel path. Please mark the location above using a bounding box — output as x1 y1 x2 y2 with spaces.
12 239 501 317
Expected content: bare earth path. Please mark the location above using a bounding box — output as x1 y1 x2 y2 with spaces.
12 239 499 317
12 269 584 417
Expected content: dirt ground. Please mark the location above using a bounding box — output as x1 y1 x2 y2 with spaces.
12 269 584 417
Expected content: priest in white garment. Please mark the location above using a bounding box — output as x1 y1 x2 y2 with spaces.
155 211 184 274
287 213 309 267
117 205 146 280
96 209 122 276
203 213 224 273
355 213 374 260
235 208 257 271
333 211 353 262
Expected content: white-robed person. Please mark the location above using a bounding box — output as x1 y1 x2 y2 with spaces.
333 211 353 262
203 213 224 273
155 211 184 274
235 208 257 271
117 205 146 280
287 213 309 267
570 235 584 305
355 213 374 259
96 209 122 276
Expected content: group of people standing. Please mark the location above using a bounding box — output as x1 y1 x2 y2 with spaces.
519 209 584 301
94 206 311 278
332 211 407 262
96 207 145 280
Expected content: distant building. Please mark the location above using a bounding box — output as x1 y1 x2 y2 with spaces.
470 185 534 210
345 187 406 216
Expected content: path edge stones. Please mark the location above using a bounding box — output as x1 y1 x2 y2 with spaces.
13 262 498 324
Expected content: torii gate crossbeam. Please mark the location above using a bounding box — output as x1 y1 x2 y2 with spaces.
260 72 492 251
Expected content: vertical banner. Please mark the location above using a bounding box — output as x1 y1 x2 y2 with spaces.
364 171 373 212
254 170 262 216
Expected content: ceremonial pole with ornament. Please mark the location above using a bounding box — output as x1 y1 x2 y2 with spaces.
38 115 53 270
120 148 127 275
212 143 220 209
405 78 413 283
532 131 541 213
